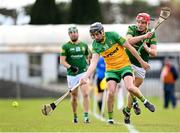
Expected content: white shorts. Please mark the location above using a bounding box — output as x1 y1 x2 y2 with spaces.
132 64 146 79
67 72 85 89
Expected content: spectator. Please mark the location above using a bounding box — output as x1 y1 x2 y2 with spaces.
160 58 179 109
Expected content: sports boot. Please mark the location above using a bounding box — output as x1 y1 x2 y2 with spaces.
73 117 78 123
122 108 131 124
144 101 155 112
107 119 114 124
133 102 141 115
84 117 90 123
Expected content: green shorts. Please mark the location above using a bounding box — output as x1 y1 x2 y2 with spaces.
105 66 133 83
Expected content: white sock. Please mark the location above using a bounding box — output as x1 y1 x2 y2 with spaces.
143 99 148 104
133 101 138 106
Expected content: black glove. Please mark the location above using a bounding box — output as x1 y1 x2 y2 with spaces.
70 66 79 73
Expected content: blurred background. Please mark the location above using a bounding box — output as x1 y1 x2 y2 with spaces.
0 0 179 101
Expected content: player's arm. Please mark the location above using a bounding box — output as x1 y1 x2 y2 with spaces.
60 55 79 73
144 44 157 57
60 46 70 68
126 32 153 45
60 55 71 68
60 45 79 73
81 53 100 83
86 48 92 65
123 41 150 70
144 33 157 57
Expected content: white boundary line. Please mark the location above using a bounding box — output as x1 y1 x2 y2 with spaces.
78 88 139 132
90 110 139 133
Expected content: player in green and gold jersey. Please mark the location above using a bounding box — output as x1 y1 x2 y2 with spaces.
80 22 155 124
124 13 157 124
60 26 91 123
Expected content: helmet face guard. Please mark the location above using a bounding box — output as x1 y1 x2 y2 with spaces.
68 26 78 33
89 22 104 35
136 13 150 24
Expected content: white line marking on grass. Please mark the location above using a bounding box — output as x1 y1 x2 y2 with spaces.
78 93 139 132
125 124 139 133
115 121 139 133
90 111 139 133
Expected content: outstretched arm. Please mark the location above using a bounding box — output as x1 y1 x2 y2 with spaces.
80 53 100 84
84 53 100 79
123 41 150 70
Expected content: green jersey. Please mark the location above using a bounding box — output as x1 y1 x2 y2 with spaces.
126 25 157 67
60 41 90 76
92 32 131 71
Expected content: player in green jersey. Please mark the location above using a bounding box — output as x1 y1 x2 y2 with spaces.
124 13 157 123
80 22 155 124
60 26 91 123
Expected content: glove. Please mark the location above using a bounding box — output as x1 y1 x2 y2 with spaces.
70 66 79 73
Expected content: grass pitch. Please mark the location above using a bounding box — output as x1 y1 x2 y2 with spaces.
0 97 180 132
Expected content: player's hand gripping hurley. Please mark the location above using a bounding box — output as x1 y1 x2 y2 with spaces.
41 82 80 116
138 7 171 55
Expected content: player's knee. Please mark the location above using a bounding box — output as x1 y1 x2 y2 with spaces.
71 93 78 101
126 85 135 93
71 96 77 103
108 90 115 98
82 92 89 99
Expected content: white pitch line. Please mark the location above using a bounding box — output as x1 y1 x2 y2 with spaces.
114 121 139 133
124 124 139 133
78 93 139 132
90 111 139 133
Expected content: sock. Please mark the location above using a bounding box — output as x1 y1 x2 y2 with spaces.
84 112 88 118
143 99 148 104
132 96 137 103
74 113 77 118
125 106 131 113
139 96 146 102
108 111 113 119
98 101 102 112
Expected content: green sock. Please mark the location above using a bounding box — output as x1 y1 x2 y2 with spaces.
132 96 137 103
84 112 88 118
139 96 146 102
74 113 77 118
125 107 131 113
108 112 113 119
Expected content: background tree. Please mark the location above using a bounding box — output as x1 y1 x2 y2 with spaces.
56 2 70 24
30 0 62 24
119 0 158 23
69 0 103 24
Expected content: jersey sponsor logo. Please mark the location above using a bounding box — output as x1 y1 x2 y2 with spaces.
71 55 83 58
99 44 131 70
103 47 119 58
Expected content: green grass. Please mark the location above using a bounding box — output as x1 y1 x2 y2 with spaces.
0 97 180 132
